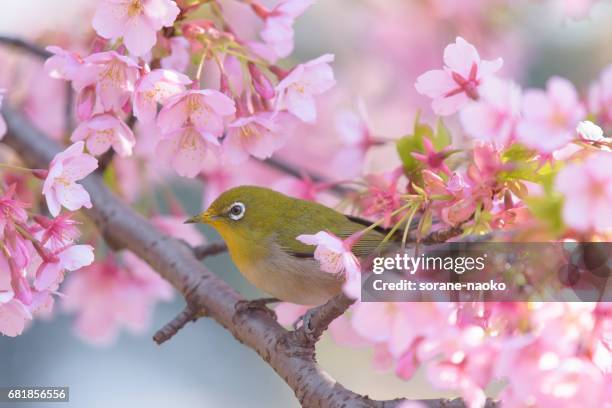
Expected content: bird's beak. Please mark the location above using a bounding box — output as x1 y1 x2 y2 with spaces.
184 210 214 224
183 215 199 224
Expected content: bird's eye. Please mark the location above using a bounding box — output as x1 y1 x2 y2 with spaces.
228 202 246 220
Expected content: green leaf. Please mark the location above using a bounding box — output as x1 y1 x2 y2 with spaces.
526 194 564 235
502 143 535 163
396 133 424 173
432 118 452 150
396 113 435 174
418 209 433 237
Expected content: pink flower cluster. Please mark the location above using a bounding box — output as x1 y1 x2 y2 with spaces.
61 215 203 344
44 0 335 178
0 185 94 337
276 300 612 408
415 37 611 233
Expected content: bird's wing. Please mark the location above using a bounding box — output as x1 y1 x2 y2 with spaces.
278 213 398 259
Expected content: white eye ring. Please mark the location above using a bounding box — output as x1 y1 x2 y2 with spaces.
228 202 246 220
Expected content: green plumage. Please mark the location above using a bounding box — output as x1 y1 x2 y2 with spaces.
205 185 394 260
193 185 410 304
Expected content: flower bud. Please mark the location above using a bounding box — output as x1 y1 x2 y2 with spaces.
248 62 275 100
76 85 95 121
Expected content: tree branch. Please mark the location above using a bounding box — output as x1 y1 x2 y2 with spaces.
0 34 51 58
192 241 228 259
2 104 496 407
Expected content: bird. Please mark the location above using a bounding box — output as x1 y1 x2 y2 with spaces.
185 185 395 306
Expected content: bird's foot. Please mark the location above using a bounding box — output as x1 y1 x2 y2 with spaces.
292 308 316 333
234 297 279 320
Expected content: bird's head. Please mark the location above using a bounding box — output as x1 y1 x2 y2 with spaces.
185 185 292 242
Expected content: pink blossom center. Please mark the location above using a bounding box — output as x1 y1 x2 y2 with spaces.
366 189 399 215
446 63 480 100
101 59 127 84
179 131 198 150
550 109 571 128
239 125 262 142
588 179 606 200
127 0 144 18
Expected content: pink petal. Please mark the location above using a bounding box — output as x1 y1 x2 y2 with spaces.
351 303 392 342
123 20 158 56
56 183 92 211
443 37 480 78
478 58 503 79
63 154 98 181
143 0 180 27
562 193 591 231
415 69 455 98
276 0 314 17
92 2 128 39
45 187 63 217
59 245 95 271
286 92 317 122
274 302 309 326
35 261 63 291
197 90 236 116
548 76 580 108
521 90 553 120
0 300 31 337
432 93 469 116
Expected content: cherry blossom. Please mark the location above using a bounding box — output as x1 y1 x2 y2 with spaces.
258 0 313 59
62 251 173 345
274 54 336 123
248 62 275 100
73 51 140 113
359 169 404 228
588 64 612 127
42 142 99 217
223 112 292 164
0 184 28 236
415 37 503 116
133 69 191 123
71 113 136 157
516 77 585 153
155 126 219 178
332 100 376 177
460 77 522 147
156 89 236 136
43 46 83 81
0 293 31 337
31 213 80 250
92 0 180 56
34 244 95 291
411 137 452 175
555 152 612 233
296 231 362 298
161 37 190 73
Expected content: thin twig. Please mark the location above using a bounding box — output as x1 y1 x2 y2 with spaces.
153 305 203 345
0 34 51 58
420 226 464 244
265 157 351 195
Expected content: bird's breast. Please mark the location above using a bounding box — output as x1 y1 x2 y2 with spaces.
229 240 343 306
